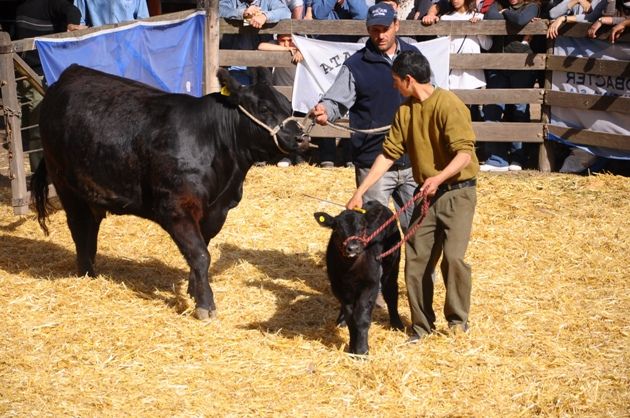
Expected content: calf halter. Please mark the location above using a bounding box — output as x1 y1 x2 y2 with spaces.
237 105 311 155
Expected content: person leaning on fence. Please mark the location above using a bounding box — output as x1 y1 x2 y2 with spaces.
439 0 492 121
546 0 608 38
258 34 307 167
346 50 479 342
219 0 291 85
73 0 149 27
477 0 540 172
11 0 87 172
586 0 630 39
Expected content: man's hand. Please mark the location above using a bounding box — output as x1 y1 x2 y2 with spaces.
248 12 267 28
346 193 363 212
421 14 439 25
587 20 602 38
310 103 329 125
610 20 628 43
547 17 565 39
419 176 441 197
67 24 88 31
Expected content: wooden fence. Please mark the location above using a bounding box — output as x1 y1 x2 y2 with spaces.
1 8 629 215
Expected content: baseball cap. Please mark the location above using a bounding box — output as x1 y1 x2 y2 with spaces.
366 3 397 27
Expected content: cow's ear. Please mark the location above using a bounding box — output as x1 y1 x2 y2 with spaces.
250 67 273 86
314 212 335 228
216 68 242 103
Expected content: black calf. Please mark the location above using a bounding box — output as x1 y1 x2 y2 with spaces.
314 200 404 355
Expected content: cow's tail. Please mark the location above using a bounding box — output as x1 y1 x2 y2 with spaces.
30 159 51 236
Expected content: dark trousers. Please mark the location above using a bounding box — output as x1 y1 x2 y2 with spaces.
405 186 476 336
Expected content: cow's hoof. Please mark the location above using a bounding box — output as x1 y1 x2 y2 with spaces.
194 307 217 321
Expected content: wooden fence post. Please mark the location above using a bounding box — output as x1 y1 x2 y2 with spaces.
199 0 220 94
0 32 29 215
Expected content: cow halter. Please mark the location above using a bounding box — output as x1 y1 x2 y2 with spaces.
237 105 310 155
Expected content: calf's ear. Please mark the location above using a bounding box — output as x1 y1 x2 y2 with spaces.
314 212 335 228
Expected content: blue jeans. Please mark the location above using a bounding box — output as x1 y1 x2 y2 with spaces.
482 69 536 167
355 166 417 232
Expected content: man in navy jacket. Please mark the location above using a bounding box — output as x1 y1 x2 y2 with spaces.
310 2 419 232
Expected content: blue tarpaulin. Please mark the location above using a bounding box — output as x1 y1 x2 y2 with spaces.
35 11 204 96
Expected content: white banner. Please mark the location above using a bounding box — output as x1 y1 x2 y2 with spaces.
291 35 451 114
551 37 630 148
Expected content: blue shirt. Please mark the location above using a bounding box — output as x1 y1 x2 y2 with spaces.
74 0 149 26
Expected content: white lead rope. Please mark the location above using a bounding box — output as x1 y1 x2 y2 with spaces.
238 105 312 155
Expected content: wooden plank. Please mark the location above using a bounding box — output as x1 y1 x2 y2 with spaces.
219 19 549 36
546 90 630 113
547 125 630 151
276 85 543 105
546 55 630 78
452 88 544 104
0 32 29 215
309 121 543 143
220 50 547 70
12 53 45 96
450 53 546 70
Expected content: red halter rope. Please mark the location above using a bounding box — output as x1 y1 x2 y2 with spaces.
342 188 432 260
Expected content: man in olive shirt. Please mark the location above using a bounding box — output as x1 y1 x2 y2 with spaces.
347 50 479 342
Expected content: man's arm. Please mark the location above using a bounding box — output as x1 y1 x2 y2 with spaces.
420 151 472 197
310 65 356 124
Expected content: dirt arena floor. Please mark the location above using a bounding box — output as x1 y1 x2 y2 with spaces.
0 164 628 417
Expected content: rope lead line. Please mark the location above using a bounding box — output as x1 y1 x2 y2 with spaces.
342 188 432 260
237 104 307 155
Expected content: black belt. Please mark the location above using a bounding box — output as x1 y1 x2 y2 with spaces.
438 178 476 192
388 163 411 171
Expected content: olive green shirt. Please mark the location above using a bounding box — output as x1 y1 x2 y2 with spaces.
382 87 480 184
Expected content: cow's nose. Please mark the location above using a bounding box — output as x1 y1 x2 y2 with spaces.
345 241 362 258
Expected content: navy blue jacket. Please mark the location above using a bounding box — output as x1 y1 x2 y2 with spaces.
344 38 418 168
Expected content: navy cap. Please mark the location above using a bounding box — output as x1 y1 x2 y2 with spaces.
366 3 397 27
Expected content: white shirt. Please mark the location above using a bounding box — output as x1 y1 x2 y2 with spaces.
440 11 492 90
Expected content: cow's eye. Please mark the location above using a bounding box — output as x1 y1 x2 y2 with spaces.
258 104 270 114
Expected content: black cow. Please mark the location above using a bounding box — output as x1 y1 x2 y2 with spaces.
314 200 404 355
31 64 308 320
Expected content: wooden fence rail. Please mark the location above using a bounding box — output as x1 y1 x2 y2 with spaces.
1 9 629 215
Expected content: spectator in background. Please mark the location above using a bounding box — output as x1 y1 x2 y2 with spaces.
439 0 491 121
73 0 149 26
586 0 630 39
284 0 306 17
479 0 540 172
547 0 608 38
311 0 369 20
220 0 291 85
13 0 86 172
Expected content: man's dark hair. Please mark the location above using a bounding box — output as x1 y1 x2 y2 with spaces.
392 51 431 84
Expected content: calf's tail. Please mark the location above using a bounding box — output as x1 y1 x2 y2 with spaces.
30 160 51 236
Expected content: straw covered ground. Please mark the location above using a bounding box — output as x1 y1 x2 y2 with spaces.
0 166 628 417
